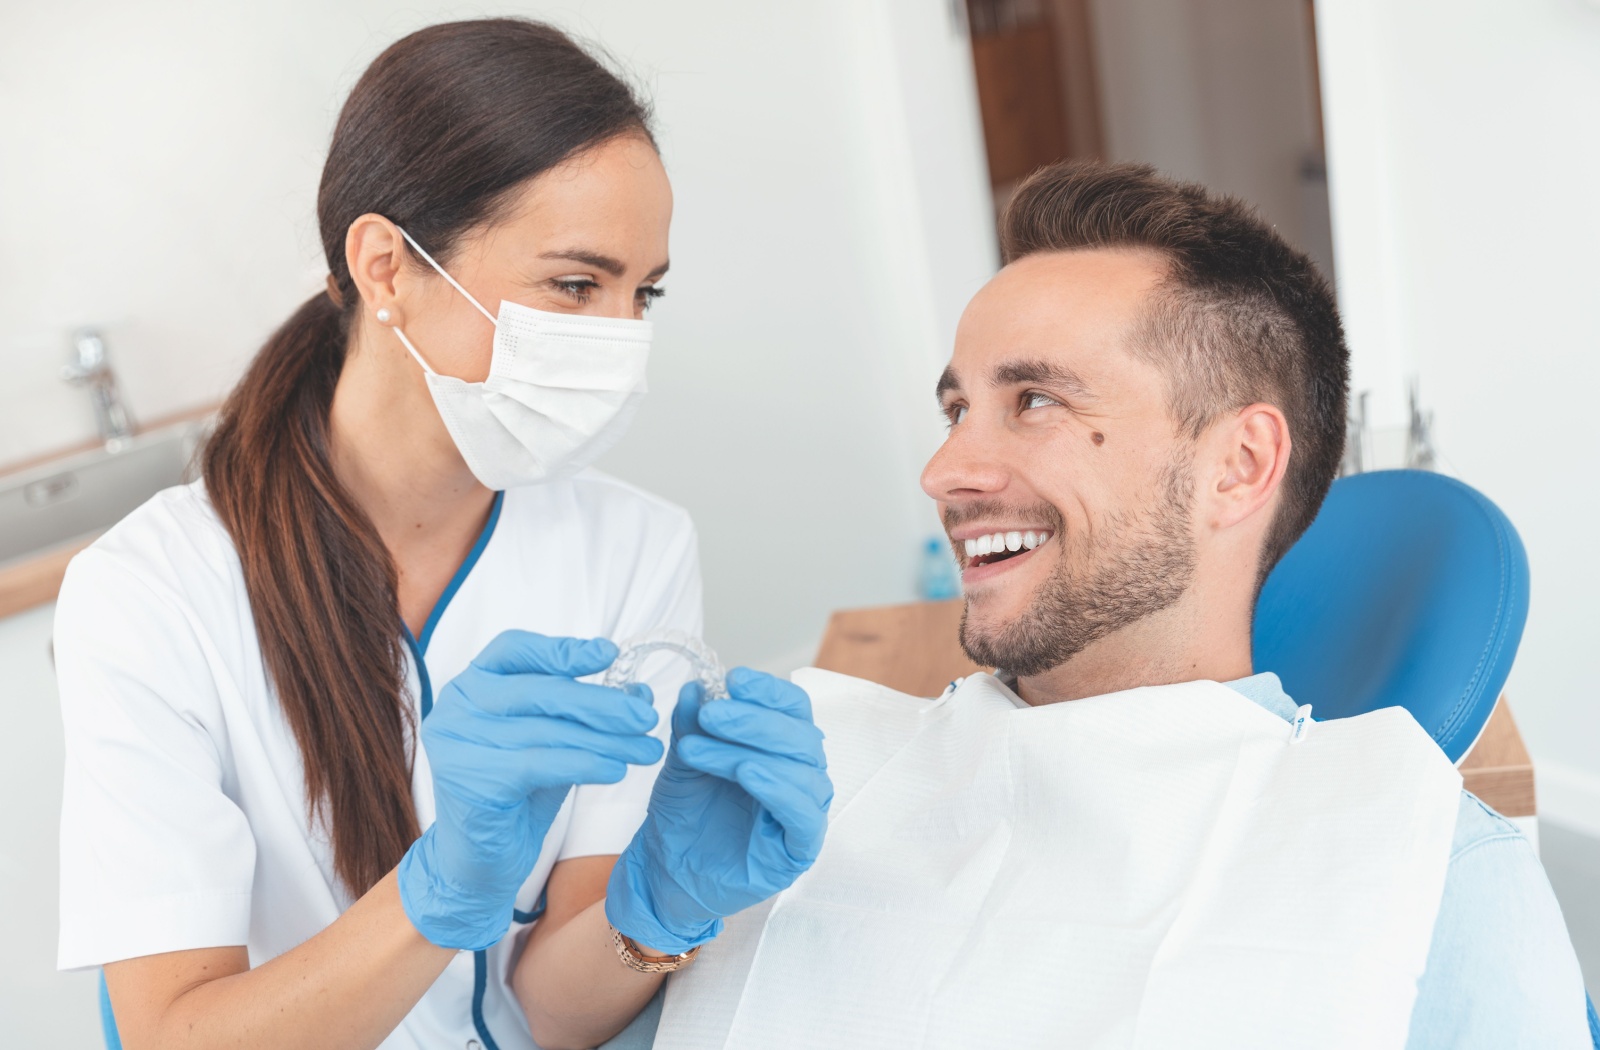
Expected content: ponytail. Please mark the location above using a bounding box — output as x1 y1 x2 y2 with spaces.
203 291 419 893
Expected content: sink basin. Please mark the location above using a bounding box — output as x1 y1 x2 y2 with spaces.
0 417 213 568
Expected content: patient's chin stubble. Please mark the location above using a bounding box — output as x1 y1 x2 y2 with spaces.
959 455 1198 677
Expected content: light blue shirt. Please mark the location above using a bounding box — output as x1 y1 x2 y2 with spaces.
1228 673 1593 1049
602 675 1594 1049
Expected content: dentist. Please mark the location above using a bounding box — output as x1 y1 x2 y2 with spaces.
52 19 829 1050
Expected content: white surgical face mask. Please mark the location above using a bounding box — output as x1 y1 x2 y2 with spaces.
388 225 652 490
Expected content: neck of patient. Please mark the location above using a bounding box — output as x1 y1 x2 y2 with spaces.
1012 580 1255 706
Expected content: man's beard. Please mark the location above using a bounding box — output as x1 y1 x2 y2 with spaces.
955 454 1198 678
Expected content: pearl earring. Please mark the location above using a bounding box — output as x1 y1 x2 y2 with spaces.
376 308 391 323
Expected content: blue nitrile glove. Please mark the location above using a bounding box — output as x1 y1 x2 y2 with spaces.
605 667 833 954
398 631 664 950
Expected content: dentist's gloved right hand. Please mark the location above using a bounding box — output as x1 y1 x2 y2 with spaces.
398 631 663 951
606 668 832 955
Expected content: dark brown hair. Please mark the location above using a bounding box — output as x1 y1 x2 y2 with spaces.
202 19 653 894
1000 161 1349 583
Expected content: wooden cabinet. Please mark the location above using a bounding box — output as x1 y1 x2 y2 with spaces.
965 0 1105 196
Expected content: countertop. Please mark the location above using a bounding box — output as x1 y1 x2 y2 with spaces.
0 404 216 621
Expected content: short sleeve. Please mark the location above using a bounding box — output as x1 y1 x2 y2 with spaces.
55 548 256 970
1406 797 1592 1048
559 514 703 861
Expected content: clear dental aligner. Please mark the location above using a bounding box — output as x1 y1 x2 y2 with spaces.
603 630 729 700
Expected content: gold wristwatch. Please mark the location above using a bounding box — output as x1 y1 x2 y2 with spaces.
609 924 701 974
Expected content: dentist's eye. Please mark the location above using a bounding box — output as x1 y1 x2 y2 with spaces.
636 285 666 312
552 277 598 303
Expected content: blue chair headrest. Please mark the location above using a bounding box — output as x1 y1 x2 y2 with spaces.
1253 470 1529 762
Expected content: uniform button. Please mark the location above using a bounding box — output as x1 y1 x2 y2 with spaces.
467 1041 481 1050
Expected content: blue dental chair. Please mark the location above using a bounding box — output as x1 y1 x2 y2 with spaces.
97 471 1600 1047
1253 469 1528 763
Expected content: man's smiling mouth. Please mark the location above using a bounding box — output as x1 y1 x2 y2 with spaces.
962 530 1053 569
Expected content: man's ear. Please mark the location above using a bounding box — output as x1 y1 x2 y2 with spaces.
1204 403 1291 530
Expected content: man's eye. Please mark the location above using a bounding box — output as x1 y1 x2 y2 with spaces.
945 404 968 428
1022 391 1059 411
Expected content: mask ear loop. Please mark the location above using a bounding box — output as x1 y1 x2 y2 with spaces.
390 326 438 375
388 223 500 375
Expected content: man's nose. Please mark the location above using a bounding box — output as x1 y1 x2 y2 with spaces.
921 422 1011 502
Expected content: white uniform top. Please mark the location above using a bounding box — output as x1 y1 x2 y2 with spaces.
54 470 702 1049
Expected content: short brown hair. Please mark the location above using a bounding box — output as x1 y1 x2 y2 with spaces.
1001 161 1349 582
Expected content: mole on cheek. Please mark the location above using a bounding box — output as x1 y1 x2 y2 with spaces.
1092 432 1106 446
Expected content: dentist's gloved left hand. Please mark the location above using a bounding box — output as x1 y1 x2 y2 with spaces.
606 668 832 955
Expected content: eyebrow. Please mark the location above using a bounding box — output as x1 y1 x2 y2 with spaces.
935 358 1096 404
992 358 1095 399
538 250 670 280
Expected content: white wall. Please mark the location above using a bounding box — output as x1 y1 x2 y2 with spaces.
1316 0 1600 832
1088 0 1334 276
0 0 997 668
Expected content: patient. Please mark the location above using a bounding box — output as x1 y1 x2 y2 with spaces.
646 163 1591 1049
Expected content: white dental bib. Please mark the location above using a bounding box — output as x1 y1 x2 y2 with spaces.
657 670 1462 1050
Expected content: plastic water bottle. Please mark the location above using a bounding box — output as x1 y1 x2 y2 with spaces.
917 536 961 600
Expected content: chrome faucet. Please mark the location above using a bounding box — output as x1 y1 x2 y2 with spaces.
62 327 136 445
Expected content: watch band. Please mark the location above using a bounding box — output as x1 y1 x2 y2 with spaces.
609 924 701 974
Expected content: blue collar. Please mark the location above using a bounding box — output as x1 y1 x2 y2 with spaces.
994 669 1297 720
1224 671 1297 721
400 490 504 719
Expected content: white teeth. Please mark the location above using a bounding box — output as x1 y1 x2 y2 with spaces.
965 530 1055 561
